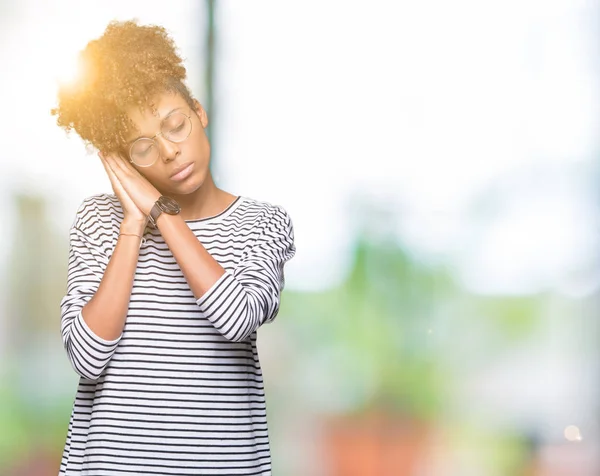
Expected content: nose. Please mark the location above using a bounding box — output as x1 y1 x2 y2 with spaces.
156 135 180 163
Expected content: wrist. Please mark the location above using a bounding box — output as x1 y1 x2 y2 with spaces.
120 218 147 236
144 193 162 216
148 196 181 228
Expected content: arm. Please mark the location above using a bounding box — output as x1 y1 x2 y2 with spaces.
97 154 296 342
60 200 144 380
157 205 296 342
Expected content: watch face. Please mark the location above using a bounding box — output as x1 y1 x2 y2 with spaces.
158 196 181 215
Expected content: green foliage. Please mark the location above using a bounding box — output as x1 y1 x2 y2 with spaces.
474 296 542 340
281 236 455 420
280 230 544 422
0 370 70 469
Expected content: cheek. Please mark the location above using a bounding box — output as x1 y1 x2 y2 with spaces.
187 131 210 158
135 167 164 187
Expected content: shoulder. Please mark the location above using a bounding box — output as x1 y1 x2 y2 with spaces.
232 197 295 254
71 193 123 234
235 196 293 232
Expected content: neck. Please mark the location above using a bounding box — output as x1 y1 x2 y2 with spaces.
166 173 235 221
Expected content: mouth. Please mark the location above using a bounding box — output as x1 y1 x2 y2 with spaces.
169 162 195 182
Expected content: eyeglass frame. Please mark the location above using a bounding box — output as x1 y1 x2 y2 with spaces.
128 109 194 168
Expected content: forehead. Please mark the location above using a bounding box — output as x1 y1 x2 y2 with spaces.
126 92 188 133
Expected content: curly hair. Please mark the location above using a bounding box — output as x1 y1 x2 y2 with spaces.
51 20 195 154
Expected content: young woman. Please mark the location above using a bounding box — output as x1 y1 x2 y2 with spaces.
53 20 296 475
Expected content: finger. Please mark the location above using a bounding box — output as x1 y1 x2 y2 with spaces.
100 153 128 191
103 152 131 177
120 155 147 179
103 154 131 184
99 153 116 178
110 152 152 185
100 159 121 194
99 152 115 179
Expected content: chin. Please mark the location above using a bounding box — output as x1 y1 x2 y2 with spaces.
168 167 207 196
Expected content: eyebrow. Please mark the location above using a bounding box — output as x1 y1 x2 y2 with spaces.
126 107 185 145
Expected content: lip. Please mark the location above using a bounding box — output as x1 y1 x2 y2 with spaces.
169 162 195 182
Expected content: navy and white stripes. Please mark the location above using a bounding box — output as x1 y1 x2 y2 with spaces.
58 194 295 475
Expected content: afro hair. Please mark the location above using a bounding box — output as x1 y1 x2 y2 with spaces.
51 20 195 154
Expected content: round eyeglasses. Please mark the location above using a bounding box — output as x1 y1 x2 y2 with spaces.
128 111 193 167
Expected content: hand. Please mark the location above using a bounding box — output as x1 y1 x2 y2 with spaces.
99 152 160 225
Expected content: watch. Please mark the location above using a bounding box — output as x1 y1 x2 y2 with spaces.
148 196 181 227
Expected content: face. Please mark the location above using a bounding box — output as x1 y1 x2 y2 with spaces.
123 91 211 196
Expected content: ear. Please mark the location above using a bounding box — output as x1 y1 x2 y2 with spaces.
193 100 209 128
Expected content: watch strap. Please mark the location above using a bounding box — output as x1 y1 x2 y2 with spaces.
148 201 164 227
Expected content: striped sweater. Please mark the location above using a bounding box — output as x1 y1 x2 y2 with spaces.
58 194 296 475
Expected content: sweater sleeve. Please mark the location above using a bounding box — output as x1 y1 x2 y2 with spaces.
196 205 296 342
60 200 120 380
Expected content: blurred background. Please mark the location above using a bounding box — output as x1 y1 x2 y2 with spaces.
1 0 599 474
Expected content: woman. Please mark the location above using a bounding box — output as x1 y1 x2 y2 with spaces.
53 20 296 475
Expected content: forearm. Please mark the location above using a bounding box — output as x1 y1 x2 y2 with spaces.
155 213 225 298
156 212 285 342
81 220 145 340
